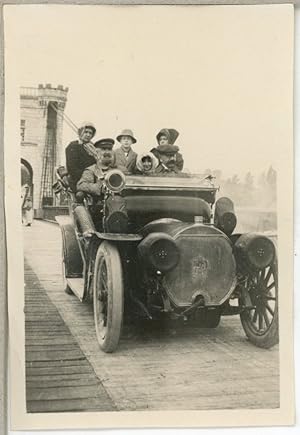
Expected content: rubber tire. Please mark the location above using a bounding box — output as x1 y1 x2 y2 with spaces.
240 261 278 349
93 241 124 353
62 248 73 295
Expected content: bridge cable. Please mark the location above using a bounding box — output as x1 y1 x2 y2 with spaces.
48 102 78 134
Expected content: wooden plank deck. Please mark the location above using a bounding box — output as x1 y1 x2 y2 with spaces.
23 220 280 412
25 261 116 413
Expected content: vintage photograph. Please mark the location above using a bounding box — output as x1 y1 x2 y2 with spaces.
4 3 294 430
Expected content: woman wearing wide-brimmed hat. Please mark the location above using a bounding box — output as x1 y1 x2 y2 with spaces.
115 129 138 174
151 128 184 171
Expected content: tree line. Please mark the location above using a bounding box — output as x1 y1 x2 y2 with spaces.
204 166 277 209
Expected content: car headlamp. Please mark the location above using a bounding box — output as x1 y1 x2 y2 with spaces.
234 233 275 270
104 169 126 193
138 232 180 273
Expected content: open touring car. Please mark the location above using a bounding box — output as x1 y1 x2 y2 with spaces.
54 168 278 353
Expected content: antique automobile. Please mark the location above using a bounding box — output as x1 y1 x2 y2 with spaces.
53 167 278 353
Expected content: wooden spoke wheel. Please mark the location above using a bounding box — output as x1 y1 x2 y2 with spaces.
93 241 124 353
240 261 278 349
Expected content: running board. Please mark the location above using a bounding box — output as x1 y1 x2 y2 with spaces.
66 278 85 301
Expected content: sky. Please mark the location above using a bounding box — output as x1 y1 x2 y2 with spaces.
4 4 293 178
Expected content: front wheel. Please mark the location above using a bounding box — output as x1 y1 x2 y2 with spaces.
93 241 124 353
240 261 278 349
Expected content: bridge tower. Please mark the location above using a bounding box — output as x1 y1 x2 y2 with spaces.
20 84 69 217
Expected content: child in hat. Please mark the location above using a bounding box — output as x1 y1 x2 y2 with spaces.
115 129 138 174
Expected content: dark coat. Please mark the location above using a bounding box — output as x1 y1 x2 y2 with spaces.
154 163 180 175
175 152 184 171
115 147 137 174
77 163 117 196
65 141 96 191
76 165 103 196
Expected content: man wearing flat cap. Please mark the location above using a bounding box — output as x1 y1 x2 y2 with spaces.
154 144 182 174
115 129 138 174
65 121 98 191
151 128 184 172
77 138 116 196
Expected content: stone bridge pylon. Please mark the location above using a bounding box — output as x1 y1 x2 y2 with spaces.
20 84 68 218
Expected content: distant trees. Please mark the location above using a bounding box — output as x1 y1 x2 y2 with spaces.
244 172 254 190
264 166 277 207
212 165 277 209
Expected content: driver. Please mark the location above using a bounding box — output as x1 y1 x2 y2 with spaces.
76 138 116 196
65 122 97 191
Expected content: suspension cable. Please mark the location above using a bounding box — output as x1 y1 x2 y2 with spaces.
62 111 78 132
48 102 78 134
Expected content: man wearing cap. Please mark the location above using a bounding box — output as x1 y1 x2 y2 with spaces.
115 129 138 174
154 144 182 174
76 138 116 196
151 128 184 172
65 122 98 191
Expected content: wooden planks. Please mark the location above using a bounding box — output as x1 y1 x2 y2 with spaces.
24 260 115 413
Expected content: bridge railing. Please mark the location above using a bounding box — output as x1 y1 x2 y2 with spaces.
42 206 69 222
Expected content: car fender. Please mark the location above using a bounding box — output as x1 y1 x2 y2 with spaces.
95 232 142 242
56 215 83 277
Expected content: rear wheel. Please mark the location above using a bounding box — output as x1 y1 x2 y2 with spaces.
62 248 73 295
240 261 278 348
60 224 83 295
93 241 124 353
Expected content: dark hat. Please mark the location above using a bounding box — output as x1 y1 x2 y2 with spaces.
94 138 115 149
150 147 159 158
156 128 179 145
116 129 137 144
156 144 179 155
